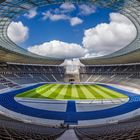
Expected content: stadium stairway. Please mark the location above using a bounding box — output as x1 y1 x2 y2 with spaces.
57 129 78 140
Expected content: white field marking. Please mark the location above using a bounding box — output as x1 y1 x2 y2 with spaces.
71 85 79 98
41 84 61 97
55 85 68 99
90 85 113 99
80 86 96 99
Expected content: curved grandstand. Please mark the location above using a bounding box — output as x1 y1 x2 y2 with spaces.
0 0 140 140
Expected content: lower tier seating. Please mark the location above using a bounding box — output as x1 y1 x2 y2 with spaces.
0 114 65 140
75 116 140 140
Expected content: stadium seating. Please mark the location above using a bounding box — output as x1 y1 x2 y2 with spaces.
75 118 140 140
0 64 140 139
0 64 65 89
80 64 140 89
0 114 65 140
0 75 19 88
1 63 140 90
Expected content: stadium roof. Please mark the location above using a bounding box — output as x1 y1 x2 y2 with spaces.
0 0 139 65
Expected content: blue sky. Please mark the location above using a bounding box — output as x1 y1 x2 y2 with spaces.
7 3 136 59
16 4 112 47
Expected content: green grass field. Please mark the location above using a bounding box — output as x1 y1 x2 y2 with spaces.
16 84 128 100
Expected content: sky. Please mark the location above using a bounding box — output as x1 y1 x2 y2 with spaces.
7 3 137 59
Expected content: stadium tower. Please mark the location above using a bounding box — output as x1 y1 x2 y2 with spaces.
64 60 81 83
0 0 139 140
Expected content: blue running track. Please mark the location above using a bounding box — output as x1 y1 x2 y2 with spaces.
0 83 140 124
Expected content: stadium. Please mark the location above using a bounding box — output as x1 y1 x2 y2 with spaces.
0 0 140 140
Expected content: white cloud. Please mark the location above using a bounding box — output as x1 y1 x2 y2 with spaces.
70 17 83 26
24 8 37 19
7 21 29 44
82 13 137 56
60 3 76 12
28 40 87 59
42 11 68 21
43 11 83 26
28 13 136 59
42 3 83 26
12 11 135 59
79 4 96 15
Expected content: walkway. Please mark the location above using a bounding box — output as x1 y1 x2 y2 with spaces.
57 129 78 140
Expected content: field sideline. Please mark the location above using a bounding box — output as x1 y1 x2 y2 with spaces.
16 84 128 100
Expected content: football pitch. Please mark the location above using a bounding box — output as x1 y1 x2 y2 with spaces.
16 84 127 100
